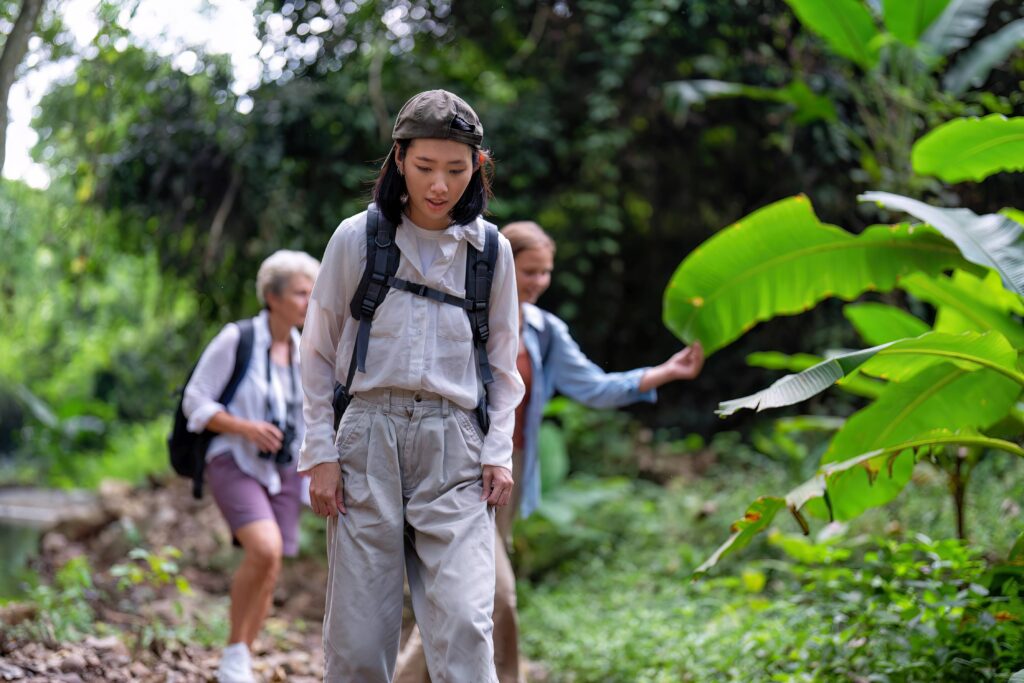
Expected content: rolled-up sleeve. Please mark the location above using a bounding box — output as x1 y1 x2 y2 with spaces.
480 236 526 470
298 220 358 473
548 315 657 408
182 323 240 432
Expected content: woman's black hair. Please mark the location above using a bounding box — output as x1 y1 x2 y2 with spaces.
372 139 493 226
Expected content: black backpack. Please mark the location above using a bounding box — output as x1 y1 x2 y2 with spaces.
332 205 499 432
168 319 255 499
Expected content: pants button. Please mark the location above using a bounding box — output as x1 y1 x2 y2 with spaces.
414 393 422 402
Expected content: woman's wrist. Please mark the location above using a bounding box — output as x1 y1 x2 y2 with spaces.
638 365 667 393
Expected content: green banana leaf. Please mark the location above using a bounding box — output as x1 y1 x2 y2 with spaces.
747 351 885 399
784 0 882 69
943 19 1024 94
663 195 966 354
911 115 1024 182
920 0 995 58
820 360 1021 519
882 0 951 46
693 430 1024 577
663 79 836 125
718 331 1022 416
538 421 569 493
861 191 1024 294
843 302 930 345
858 330 1020 383
901 271 1024 346
691 497 786 579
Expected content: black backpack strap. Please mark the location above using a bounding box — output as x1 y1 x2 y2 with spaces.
349 205 400 373
388 276 474 309
220 319 255 406
193 318 255 499
333 207 399 425
465 224 500 434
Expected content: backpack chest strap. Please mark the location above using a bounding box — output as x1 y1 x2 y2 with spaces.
387 276 476 310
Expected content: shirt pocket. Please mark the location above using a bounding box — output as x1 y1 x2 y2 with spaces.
370 290 408 339
437 302 473 342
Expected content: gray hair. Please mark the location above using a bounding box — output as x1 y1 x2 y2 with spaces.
256 249 320 307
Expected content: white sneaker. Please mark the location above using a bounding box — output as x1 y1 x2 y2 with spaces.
217 642 256 683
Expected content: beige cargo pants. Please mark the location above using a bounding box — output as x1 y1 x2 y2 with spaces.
323 388 498 683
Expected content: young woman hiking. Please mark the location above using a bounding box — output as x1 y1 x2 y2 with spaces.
181 249 319 683
396 220 705 683
299 89 524 682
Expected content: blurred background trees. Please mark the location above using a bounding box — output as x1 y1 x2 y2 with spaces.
3 0 1023 479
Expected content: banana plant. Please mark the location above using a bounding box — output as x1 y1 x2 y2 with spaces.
667 114 1024 576
911 115 1024 182
663 0 1021 192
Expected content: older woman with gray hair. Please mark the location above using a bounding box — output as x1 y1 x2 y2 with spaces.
182 249 319 683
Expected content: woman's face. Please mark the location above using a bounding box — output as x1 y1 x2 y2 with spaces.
514 246 554 306
266 274 314 328
397 138 474 230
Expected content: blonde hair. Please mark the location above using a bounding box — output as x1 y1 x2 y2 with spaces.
256 249 320 307
500 221 556 257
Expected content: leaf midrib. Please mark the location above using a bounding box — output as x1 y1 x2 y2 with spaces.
957 132 1024 164
676 237 960 330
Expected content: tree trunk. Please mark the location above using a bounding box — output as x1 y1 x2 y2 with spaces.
0 0 46 176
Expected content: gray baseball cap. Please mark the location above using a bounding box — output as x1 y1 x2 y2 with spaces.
391 89 483 146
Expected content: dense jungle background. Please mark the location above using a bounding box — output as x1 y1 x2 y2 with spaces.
3 0 1024 680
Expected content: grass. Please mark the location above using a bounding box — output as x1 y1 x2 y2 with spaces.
515 446 1024 682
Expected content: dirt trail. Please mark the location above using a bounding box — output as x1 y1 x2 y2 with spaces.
0 477 327 681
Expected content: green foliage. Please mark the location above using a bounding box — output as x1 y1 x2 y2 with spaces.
663 78 837 125
944 20 1024 94
844 301 931 345
542 397 640 479
861 191 1024 294
670 0 1024 194
912 115 1024 182
883 0 952 46
10 556 99 644
110 546 191 596
0 180 202 486
662 195 965 354
519 465 1024 682
667 110 1024 573
718 330 1023 416
784 0 882 69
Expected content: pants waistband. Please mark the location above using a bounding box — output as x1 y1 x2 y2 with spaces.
354 387 450 413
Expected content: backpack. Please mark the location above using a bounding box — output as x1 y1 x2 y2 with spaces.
168 319 255 499
332 205 499 433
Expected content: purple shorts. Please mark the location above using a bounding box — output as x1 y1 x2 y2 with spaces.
206 453 304 557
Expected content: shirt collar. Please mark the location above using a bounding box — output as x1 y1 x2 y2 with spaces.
397 213 486 251
522 302 546 332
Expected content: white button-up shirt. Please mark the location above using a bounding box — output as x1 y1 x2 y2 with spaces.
299 209 524 472
182 310 304 495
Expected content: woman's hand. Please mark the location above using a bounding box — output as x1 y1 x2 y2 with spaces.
309 461 346 517
661 341 705 381
481 465 514 507
242 420 284 453
638 341 705 392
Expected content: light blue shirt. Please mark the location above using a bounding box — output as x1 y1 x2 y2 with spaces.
519 303 657 518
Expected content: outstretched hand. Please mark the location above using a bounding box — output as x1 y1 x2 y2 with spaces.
638 341 705 392
662 341 705 381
